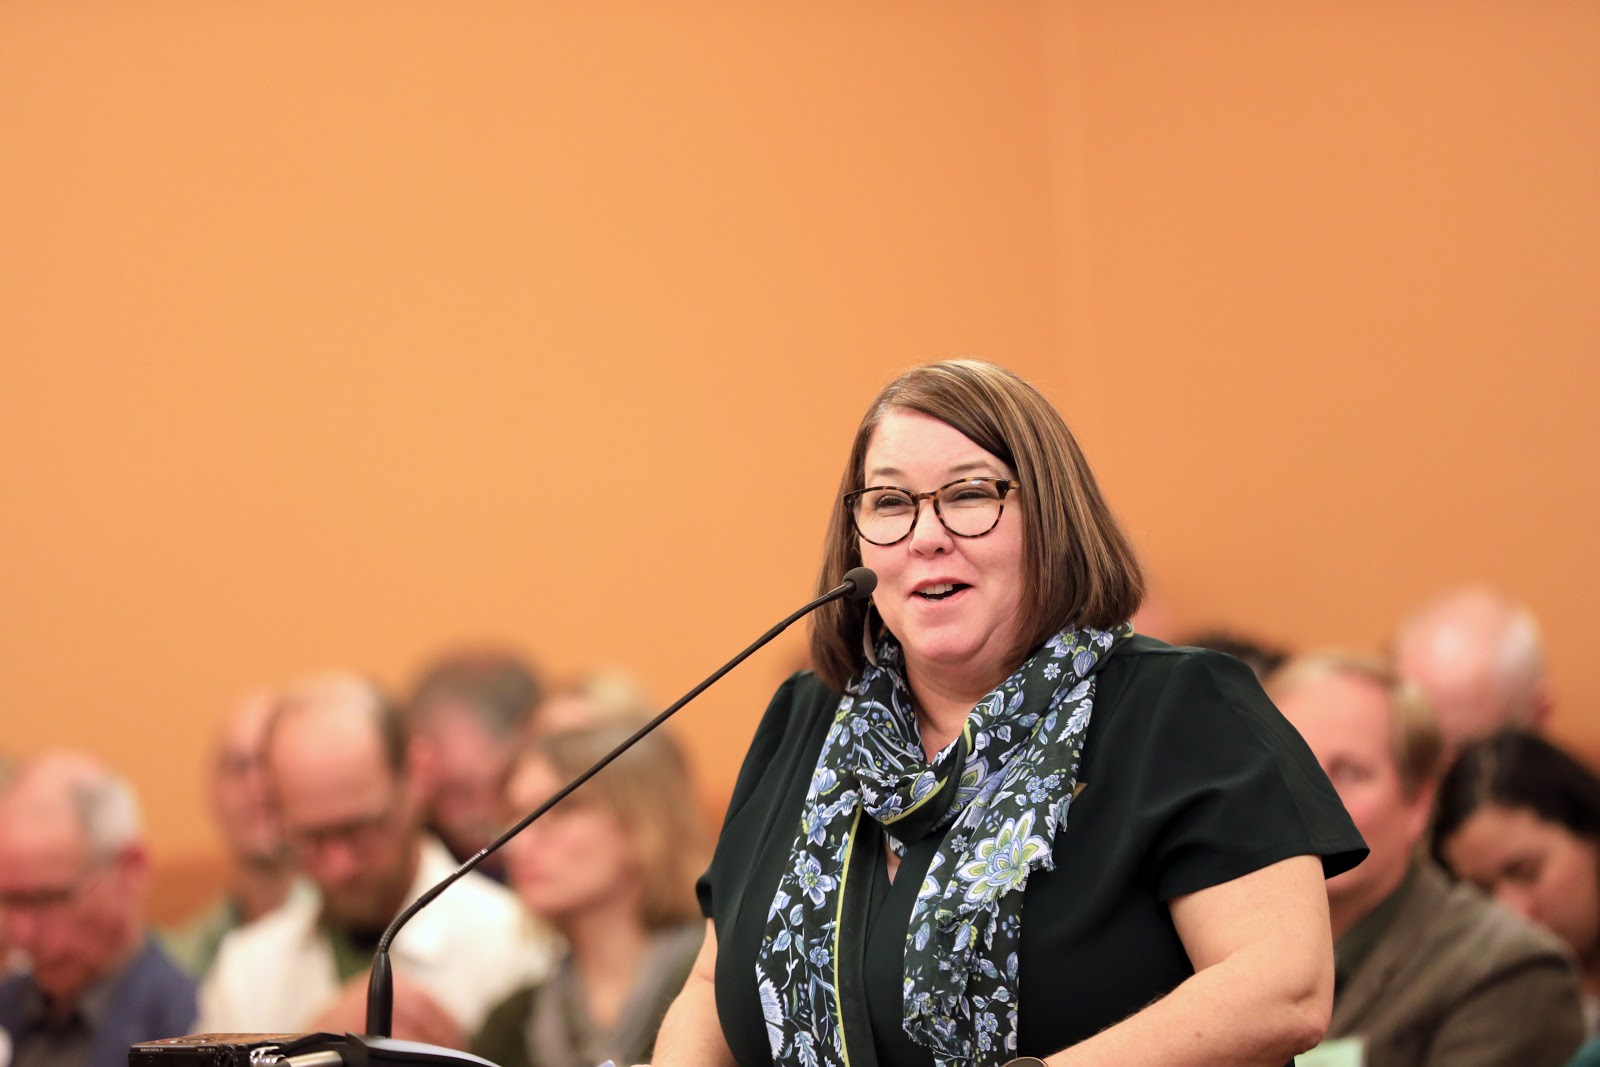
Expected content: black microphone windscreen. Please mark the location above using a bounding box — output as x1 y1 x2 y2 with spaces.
841 567 877 599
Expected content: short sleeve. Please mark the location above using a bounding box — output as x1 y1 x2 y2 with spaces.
696 672 827 920
1128 649 1368 901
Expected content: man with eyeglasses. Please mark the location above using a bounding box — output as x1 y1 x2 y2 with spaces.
0 752 197 1067
159 687 300 980
196 673 556 1046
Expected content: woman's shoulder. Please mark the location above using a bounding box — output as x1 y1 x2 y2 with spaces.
1083 632 1367 889
748 669 845 752
772 668 844 716
1093 632 1312 761
1097 634 1269 714
717 670 843 826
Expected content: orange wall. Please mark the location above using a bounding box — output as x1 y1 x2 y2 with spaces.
3 3 1598 882
0 3 1061 864
1051 2 1600 755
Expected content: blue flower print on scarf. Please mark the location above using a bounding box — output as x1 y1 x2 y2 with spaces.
755 622 1131 1067
958 812 1050 904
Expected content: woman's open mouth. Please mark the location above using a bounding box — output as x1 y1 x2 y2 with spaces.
914 583 970 602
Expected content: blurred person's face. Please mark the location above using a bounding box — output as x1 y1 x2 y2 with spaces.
268 713 419 930
414 700 511 857
1394 632 1523 752
210 690 285 865
0 803 143 1005
1442 804 1600 962
533 694 599 737
1277 670 1431 918
502 757 640 929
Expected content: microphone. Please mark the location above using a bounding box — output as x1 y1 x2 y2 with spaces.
365 564 878 1036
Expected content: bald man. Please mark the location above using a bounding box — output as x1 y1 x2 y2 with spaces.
161 688 299 979
1393 587 1551 752
0 753 196 1067
197 674 556 1047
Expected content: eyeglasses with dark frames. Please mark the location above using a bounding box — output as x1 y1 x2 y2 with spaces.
844 478 1020 546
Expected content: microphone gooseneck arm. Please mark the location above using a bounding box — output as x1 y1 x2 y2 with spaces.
364 566 877 1037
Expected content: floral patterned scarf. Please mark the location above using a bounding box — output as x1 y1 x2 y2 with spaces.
756 623 1129 1067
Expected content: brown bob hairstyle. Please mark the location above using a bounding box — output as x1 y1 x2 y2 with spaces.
809 359 1144 691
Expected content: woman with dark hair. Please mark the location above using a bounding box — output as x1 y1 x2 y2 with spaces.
652 360 1367 1067
1431 730 1600 1035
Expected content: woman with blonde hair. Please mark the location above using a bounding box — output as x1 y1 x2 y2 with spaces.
472 720 708 1067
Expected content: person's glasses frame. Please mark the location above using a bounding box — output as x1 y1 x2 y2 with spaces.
281 790 404 858
0 855 116 918
843 477 1021 547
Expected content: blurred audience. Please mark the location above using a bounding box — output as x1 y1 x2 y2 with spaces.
471 721 707 1067
0 752 195 1067
407 648 543 879
1271 653 1584 1067
0 752 11 969
160 687 299 979
197 672 556 1046
1128 579 1178 642
9 581 1587 1061
1181 629 1289 680
533 670 656 737
1393 587 1550 754
1432 730 1600 1032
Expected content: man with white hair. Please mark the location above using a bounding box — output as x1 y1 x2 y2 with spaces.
0 752 196 1067
1393 586 1551 753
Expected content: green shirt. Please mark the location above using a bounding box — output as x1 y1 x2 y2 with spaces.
323 919 387 983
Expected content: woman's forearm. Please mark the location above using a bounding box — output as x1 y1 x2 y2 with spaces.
1042 939 1329 1067
652 922 736 1067
1045 857 1334 1067
652 971 737 1067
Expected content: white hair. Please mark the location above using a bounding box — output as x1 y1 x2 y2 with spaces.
71 769 143 858
1495 605 1545 717
1 753 144 858
1396 586 1548 725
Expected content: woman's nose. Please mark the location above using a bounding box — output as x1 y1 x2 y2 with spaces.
906 497 951 554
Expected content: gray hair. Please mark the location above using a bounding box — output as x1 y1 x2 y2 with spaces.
1395 586 1547 725
1 752 143 858
71 768 143 858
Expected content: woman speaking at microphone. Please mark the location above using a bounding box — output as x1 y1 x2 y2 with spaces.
652 360 1366 1067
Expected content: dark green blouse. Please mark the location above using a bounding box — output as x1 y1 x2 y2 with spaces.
698 636 1367 1067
